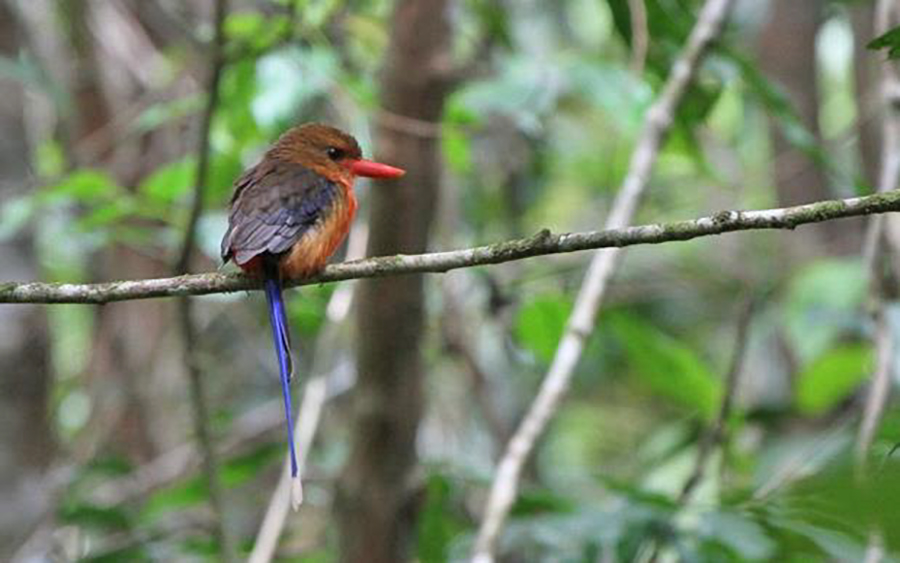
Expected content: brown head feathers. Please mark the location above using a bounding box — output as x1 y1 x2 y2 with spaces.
267 123 363 182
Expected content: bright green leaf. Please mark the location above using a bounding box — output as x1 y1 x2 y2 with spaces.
45 169 119 202
443 126 472 174
796 344 872 415
35 139 66 177
138 157 197 205
608 312 721 419
515 293 573 364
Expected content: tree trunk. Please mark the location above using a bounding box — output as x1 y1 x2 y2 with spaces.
336 1 453 561
758 0 863 256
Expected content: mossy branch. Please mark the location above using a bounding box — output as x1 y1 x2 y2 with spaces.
1 190 898 304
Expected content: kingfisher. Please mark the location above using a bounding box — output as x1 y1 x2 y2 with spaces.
220 123 404 506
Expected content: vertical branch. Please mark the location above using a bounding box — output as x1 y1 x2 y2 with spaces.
173 0 233 561
471 0 735 560
855 4 899 560
628 0 649 75
336 1 453 562
641 299 755 563
175 0 228 273
856 0 900 474
678 299 755 503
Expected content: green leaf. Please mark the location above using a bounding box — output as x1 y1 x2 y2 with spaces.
784 258 867 364
138 157 197 206
511 488 576 517
35 139 66 177
697 510 776 561
796 345 872 415
60 501 132 531
141 479 206 522
80 545 151 563
443 126 472 174
287 283 334 337
417 472 465 563
515 293 573 363
608 312 721 419
868 26 900 59
220 442 281 487
75 198 137 230
45 169 119 202
225 12 267 42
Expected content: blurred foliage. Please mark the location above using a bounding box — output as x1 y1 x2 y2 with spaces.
3 0 899 561
869 25 900 59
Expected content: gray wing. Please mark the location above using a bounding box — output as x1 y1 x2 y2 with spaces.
220 159 340 265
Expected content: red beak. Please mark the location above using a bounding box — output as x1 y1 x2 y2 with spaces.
346 159 405 179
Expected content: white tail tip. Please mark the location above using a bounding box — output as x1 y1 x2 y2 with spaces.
290 475 303 511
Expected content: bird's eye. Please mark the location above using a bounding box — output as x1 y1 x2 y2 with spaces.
326 147 344 161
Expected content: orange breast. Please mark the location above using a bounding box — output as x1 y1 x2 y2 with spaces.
279 185 358 279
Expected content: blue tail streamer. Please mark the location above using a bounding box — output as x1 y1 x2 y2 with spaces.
263 272 299 479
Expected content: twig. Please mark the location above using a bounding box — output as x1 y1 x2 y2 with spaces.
174 1 227 273
249 376 327 563
225 0 301 63
753 413 855 501
643 298 755 563
679 298 755 502
173 1 234 561
4 190 900 304
441 278 510 448
628 0 649 74
471 0 736 559
90 398 283 506
177 302 235 563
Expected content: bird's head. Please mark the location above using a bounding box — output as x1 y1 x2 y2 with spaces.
270 123 405 185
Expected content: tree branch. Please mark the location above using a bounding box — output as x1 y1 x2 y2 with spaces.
2 190 900 305
857 0 900 474
173 1 234 562
472 0 736 559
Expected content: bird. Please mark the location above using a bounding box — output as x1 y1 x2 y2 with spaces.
220 123 404 507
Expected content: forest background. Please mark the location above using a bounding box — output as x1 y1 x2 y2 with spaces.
3 0 900 561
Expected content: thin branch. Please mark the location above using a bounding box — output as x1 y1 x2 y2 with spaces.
857 0 900 477
3 190 900 304
174 3 227 273
173 1 234 562
679 298 755 503
628 0 649 74
89 398 283 506
442 278 510 449
471 0 736 559
856 18 900 563
178 302 236 563
643 298 755 563
249 376 328 563
857 311 894 471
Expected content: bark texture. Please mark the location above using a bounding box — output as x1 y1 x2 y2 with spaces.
337 1 452 561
